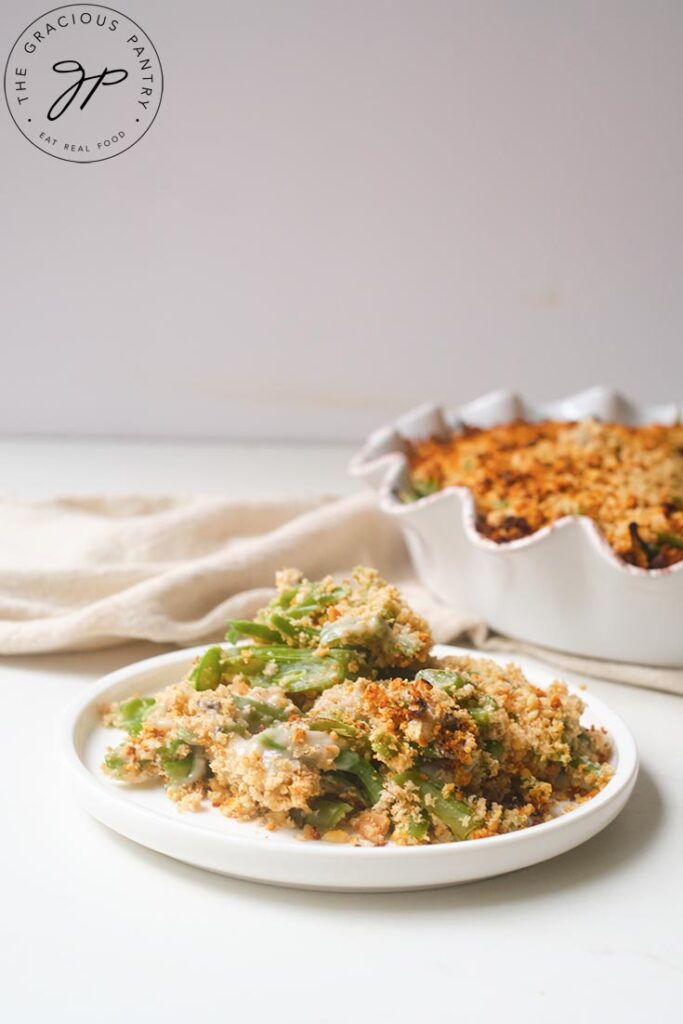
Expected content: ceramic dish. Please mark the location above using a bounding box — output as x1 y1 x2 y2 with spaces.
350 387 683 666
60 643 638 891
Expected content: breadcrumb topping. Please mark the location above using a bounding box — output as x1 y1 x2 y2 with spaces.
406 419 683 568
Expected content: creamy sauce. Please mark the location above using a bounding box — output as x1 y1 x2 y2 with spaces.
228 725 338 772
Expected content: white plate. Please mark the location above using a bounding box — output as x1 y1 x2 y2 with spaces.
60 644 638 891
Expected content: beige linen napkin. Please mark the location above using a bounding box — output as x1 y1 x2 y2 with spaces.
0 492 680 696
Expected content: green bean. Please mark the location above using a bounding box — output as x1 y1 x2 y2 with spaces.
159 737 205 784
104 746 154 779
486 740 505 758
221 644 304 664
219 644 337 666
233 695 289 728
262 613 318 641
275 586 299 608
190 646 224 691
657 531 683 551
158 737 186 760
308 718 360 739
305 798 353 831
407 812 430 841
104 751 125 773
400 478 439 502
267 583 345 625
273 655 355 693
210 645 360 693
162 751 196 782
370 731 399 761
268 613 299 638
397 477 440 501
285 603 322 620
226 620 282 644
570 754 601 773
112 696 155 736
393 769 479 840
257 729 288 751
416 743 444 762
416 668 469 692
221 721 249 738
334 749 383 805
321 770 369 805
467 695 499 726
413 478 439 498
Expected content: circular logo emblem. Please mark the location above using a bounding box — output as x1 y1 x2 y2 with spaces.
3 4 163 163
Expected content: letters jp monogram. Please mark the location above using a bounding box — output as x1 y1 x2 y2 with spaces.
47 60 128 120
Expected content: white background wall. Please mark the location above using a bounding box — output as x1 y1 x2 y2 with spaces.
2 0 682 442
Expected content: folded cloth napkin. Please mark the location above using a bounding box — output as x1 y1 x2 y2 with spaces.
0 492 680 696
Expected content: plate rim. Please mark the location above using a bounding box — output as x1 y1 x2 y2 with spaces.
59 642 639 863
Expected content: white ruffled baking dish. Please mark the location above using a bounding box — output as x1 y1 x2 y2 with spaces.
350 387 683 667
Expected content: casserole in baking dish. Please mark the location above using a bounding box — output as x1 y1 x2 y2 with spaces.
350 388 683 666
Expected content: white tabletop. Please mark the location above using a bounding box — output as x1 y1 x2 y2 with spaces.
2 438 681 1023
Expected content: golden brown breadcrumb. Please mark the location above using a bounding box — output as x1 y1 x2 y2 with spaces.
406 418 683 568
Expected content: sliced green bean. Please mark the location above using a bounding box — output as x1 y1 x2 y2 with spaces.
274 586 298 608
265 583 346 627
264 613 319 641
221 721 249 738
570 754 601 773
305 798 352 831
467 695 499 726
268 613 299 638
394 769 479 840
112 696 155 736
226 620 282 644
309 718 360 739
416 668 469 692
233 694 289 728
321 770 369 805
413 478 439 498
285 603 321 620
190 646 224 691
407 811 430 841
159 737 205 785
400 478 439 502
334 749 383 805
486 740 505 758
657 531 683 551
370 731 399 761
104 750 125 774
162 751 196 782
257 727 288 751
214 645 360 693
